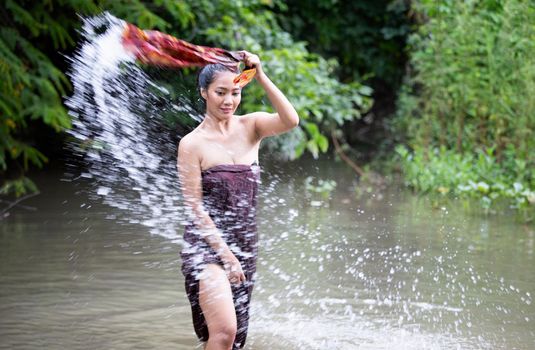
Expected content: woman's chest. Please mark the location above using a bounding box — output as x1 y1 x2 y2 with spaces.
199 136 260 167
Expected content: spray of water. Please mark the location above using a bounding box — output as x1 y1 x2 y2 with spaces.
65 13 199 242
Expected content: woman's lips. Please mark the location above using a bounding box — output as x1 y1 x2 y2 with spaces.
221 108 233 114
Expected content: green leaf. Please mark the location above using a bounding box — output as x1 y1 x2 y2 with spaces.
5 0 46 36
306 140 319 159
317 134 329 152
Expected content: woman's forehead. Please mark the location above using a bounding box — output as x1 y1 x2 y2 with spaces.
211 71 240 89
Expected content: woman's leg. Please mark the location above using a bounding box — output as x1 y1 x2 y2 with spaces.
199 264 237 350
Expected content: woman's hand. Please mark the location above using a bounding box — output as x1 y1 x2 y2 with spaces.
222 253 246 285
240 51 264 77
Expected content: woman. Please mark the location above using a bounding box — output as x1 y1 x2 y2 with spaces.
177 51 299 350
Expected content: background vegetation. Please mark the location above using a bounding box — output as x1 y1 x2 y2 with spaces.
1 0 533 216
392 0 534 216
1 0 374 196
275 0 411 156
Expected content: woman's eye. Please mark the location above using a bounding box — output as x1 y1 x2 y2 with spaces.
216 92 224 96
232 93 240 96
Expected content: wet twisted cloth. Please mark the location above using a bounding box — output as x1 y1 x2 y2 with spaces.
180 162 261 349
121 23 256 87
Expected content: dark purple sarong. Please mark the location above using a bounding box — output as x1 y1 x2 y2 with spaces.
180 162 261 349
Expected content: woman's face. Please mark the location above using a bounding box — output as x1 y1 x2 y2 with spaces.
201 70 241 120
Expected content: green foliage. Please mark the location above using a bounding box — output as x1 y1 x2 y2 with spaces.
393 0 535 215
103 0 194 31
396 144 534 218
275 0 411 86
1 0 373 197
272 0 411 157
0 176 38 197
0 0 98 195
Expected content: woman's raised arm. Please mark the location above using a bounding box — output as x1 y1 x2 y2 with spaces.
242 52 299 139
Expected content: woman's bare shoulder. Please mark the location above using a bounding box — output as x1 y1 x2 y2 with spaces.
178 128 204 149
177 131 204 171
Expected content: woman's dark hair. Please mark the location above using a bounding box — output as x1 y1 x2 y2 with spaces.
197 63 238 93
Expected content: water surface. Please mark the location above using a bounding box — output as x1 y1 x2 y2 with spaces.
1 161 533 349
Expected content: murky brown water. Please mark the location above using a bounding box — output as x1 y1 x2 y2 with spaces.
1 160 533 349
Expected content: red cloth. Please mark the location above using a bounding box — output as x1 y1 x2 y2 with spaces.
121 23 256 87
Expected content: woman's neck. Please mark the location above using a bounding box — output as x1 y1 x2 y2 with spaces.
200 113 232 136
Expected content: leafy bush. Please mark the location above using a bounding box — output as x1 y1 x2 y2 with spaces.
0 1 99 194
393 0 534 215
396 145 534 217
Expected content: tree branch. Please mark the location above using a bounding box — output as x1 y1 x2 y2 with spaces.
0 192 39 219
331 130 365 177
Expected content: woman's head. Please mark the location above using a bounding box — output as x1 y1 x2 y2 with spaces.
198 64 241 119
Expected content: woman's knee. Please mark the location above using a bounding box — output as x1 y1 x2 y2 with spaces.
210 324 237 347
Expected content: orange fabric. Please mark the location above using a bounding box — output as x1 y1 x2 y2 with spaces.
121 23 256 87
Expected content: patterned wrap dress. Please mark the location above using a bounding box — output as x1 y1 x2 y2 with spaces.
180 162 261 349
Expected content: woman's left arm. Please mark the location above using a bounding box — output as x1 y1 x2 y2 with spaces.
242 52 299 139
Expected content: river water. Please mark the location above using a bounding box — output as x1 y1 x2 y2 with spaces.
1 159 533 349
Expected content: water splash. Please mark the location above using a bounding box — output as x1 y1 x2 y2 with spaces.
249 172 534 349
66 13 198 242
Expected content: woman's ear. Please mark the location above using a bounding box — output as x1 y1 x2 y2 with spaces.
200 88 207 100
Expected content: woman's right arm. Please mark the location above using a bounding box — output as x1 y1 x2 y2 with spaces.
177 136 246 283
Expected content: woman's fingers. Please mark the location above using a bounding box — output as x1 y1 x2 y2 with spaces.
235 270 246 282
228 271 246 284
240 50 261 69
224 256 246 284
